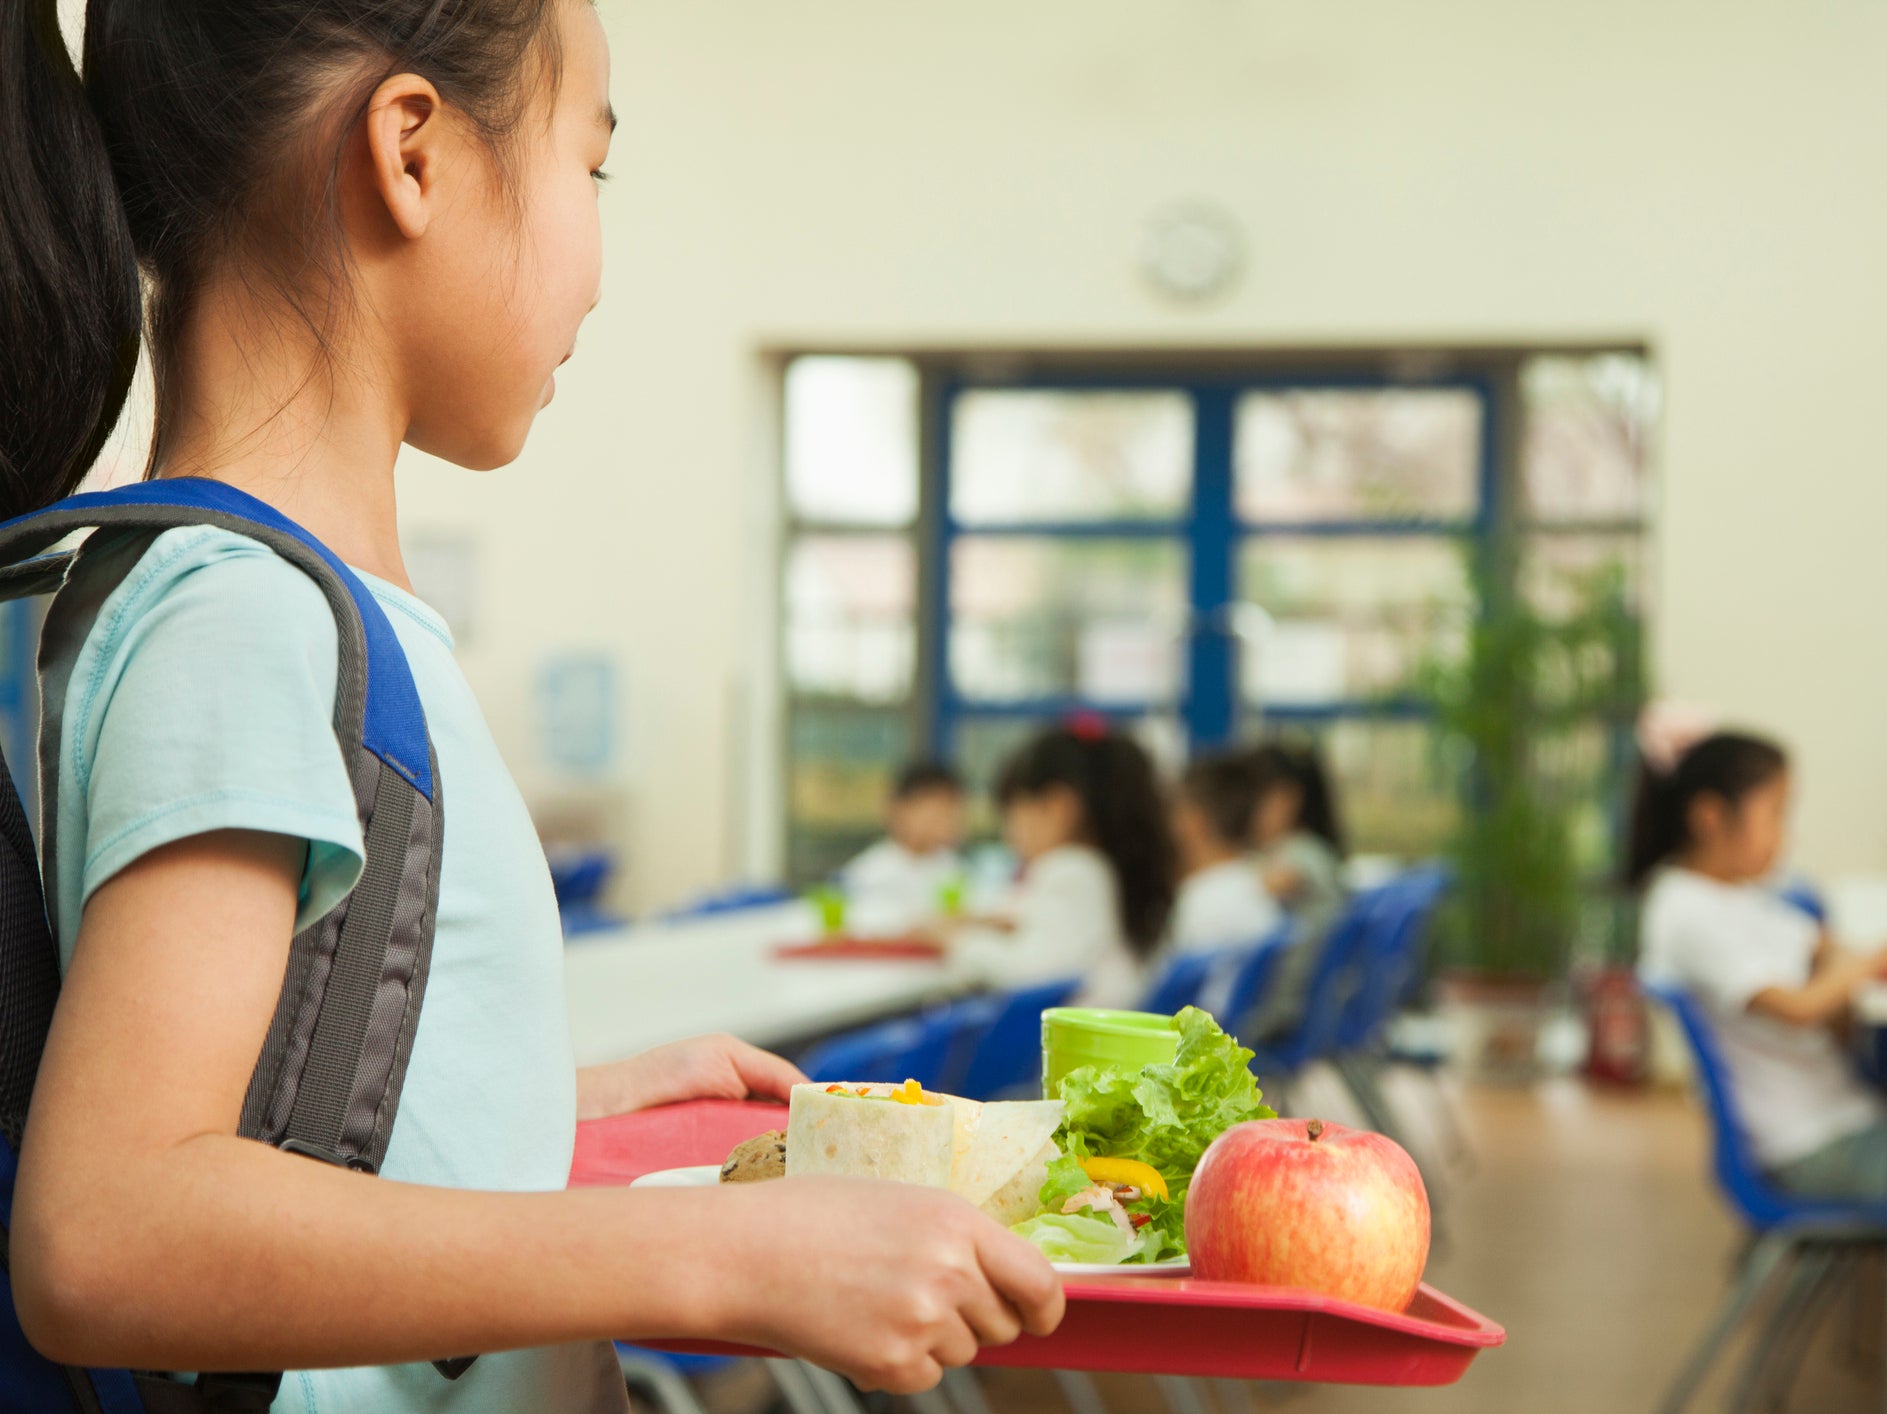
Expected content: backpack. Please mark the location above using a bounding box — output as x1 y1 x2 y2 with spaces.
0 478 464 1411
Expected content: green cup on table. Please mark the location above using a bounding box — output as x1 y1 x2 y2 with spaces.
807 885 846 937
1040 1007 1181 1099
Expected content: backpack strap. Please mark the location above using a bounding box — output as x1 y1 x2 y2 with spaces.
0 477 441 1174
0 479 470 1401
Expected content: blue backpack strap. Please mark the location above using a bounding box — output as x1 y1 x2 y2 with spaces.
0 479 461 1404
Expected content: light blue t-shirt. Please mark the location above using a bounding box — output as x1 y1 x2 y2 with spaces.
45 526 626 1413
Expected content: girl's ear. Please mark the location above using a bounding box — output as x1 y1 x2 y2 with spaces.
363 73 447 240
1686 791 1728 845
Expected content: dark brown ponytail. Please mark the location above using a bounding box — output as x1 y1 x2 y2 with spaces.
0 0 141 518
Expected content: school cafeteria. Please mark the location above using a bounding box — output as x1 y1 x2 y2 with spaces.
1 1 1884 1412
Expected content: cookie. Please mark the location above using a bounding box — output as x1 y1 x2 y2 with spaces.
719 1129 787 1183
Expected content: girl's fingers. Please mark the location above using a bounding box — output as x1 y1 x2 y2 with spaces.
729 1037 807 1099
973 1224 1066 1337
958 1283 1025 1348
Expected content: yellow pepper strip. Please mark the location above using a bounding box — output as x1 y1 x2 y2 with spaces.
1080 1156 1169 1201
892 1078 925 1104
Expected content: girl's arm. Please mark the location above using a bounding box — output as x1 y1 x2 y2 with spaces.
1747 941 1887 1027
12 831 1061 1390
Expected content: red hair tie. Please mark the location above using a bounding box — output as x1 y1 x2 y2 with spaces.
1066 710 1110 742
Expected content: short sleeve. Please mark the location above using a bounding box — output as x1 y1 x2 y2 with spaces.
1642 877 1813 1015
68 528 366 931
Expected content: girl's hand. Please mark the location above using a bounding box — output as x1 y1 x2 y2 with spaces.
711 1176 1064 1393
576 1034 805 1120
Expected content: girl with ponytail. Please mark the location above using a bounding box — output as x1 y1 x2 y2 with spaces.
1241 738 1348 1041
0 1 1059 1405
961 721 1177 1008
1632 715 1887 1198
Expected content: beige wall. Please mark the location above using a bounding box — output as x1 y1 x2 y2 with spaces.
393 0 1887 909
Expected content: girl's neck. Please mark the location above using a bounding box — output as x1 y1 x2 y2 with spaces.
152 278 412 588
1674 847 1751 886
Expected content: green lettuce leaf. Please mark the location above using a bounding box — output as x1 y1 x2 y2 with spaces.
1037 1153 1091 1212
1040 1006 1275 1261
1011 1211 1140 1265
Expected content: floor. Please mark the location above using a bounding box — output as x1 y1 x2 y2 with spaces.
680 1072 1881 1414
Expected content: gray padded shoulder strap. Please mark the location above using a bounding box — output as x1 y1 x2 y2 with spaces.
31 523 443 1179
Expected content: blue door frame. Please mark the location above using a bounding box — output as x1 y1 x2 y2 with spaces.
922 370 1501 761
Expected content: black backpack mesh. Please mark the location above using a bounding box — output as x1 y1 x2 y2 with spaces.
0 738 55 1151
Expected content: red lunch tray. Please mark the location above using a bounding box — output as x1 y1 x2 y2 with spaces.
771 936 945 961
570 1100 1504 1386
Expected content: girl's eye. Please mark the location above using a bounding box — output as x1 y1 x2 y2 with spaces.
590 167 611 185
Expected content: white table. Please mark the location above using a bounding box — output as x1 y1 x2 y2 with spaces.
561 902 962 1066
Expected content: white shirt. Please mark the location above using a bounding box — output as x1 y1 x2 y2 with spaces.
951 844 1143 1009
1639 867 1882 1168
840 838 962 934
1170 859 1282 955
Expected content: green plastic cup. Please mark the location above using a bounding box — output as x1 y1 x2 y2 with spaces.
808 886 846 937
1040 1007 1180 1099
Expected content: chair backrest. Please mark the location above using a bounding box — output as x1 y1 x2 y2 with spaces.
1640 980 1832 1230
798 1011 957 1090
1212 921 1293 1036
1137 948 1232 1017
1334 866 1450 1052
958 976 1083 1100
1257 882 1395 1070
663 882 795 922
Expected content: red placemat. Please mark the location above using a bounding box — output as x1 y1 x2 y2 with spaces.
771 937 945 961
572 1100 1504 1385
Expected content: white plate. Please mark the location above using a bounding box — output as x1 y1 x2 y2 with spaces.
630 1164 722 1188
628 1166 1192 1276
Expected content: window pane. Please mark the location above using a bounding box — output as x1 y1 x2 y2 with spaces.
1520 534 1647 623
1521 354 1658 522
951 538 1188 702
785 357 918 526
1241 719 1460 859
951 390 1191 524
785 535 914 702
787 703 912 883
1239 539 1471 705
1235 388 1481 523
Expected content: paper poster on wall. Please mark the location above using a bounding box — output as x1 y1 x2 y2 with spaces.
1248 620 1347 705
537 654 618 776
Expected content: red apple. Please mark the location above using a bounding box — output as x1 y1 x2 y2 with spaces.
1186 1117 1430 1312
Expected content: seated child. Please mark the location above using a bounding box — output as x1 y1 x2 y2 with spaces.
1169 751 1282 953
1632 730 1887 1199
840 760 967 933
949 722 1175 1009
1245 739 1348 1039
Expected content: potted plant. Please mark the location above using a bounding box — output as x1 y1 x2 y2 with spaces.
1412 540 1644 1079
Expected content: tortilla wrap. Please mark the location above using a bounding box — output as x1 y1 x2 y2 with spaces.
978 1138 1060 1227
946 1099 1066 1213
783 1084 1064 1224
785 1084 955 1187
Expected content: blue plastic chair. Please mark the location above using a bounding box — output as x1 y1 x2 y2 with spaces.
1211 922 1292 1037
661 882 796 922
1777 878 1828 924
1246 882 1395 1083
1137 946 1239 1017
1643 981 1887 1412
956 976 1083 1101
1333 865 1450 1054
798 1010 959 1089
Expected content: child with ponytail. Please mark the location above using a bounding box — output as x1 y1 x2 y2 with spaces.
0 1 1059 1405
952 722 1176 1009
1242 739 1347 1039
1631 720 1887 1198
